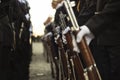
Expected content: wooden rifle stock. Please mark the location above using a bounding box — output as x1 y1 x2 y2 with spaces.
59 7 86 80
73 30 101 80
64 30 86 80
46 34 58 77
55 34 70 80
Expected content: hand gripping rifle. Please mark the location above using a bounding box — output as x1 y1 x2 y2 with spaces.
63 0 102 80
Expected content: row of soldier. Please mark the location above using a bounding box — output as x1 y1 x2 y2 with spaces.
42 0 120 80
0 0 32 80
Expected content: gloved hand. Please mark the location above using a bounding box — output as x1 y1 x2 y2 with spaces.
25 13 30 21
55 26 61 33
45 32 53 37
76 25 93 43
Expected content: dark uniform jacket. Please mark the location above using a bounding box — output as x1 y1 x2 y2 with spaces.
77 0 97 26
0 0 14 46
54 3 68 27
85 0 120 45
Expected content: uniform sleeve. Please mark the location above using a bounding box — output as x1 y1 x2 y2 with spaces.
85 0 120 37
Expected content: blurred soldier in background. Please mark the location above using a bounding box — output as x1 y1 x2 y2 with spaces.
43 1 60 79
0 0 32 80
12 0 32 80
0 0 15 80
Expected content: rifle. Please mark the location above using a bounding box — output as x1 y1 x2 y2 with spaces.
44 22 60 79
54 31 71 80
59 11 76 80
53 17 69 80
63 0 102 80
64 30 87 80
59 10 86 80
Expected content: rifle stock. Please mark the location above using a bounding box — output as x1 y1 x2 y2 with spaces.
73 30 101 80
43 33 59 78
64 30 86 80
59 7 87 79
55 34 71 80
58 6 86 80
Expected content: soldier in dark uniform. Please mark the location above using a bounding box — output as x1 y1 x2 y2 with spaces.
14 0 31 80
76 0 120 80
8 0 31 80
0 0 15 80
76 0 97 26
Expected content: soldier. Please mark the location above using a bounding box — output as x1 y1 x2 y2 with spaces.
0 0 15 80
76 0 120 80
15 0 31 80
8 0 32 80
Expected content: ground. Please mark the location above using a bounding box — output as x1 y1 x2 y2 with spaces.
29 42 55 80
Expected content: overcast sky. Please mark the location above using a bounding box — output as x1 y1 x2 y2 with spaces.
27 0 55 36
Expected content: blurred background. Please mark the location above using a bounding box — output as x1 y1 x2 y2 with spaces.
26 0 56 80
27 0 55 37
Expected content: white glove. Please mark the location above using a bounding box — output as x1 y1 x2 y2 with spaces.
76 25 93 43
55 26 61 33
25 14 30 21
62 26 70 35
45 32 53 37
18 0 26 3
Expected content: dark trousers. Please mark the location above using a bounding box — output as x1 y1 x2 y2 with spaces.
89 39 120 80
0 15 15 80
0 45 14 80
